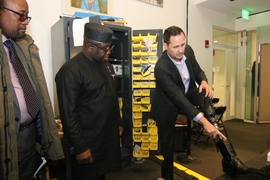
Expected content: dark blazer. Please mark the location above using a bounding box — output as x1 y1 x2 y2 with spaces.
150 45 208 128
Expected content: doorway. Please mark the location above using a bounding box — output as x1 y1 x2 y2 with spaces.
212 46 237 120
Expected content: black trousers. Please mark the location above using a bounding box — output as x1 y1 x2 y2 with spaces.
70 156 106 180
17 122 36 180
185 88 213 115
158 88 213 180
0 157 3 180
159 124 175 180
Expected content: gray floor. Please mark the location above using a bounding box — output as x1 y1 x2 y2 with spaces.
107 119 270 180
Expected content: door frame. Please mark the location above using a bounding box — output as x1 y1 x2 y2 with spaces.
212 44 238 120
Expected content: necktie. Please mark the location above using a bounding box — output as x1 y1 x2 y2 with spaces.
4 39 40 119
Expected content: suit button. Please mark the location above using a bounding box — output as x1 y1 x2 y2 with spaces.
15 117 20 121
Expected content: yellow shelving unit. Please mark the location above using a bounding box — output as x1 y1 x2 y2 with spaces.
132 29 163 158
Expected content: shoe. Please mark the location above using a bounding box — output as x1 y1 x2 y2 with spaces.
222 157 248 177
216 139 249 177
247 164 270 178
133 158 145 164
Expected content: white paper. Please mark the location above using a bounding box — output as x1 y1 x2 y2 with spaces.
33 157 47 177
72 18 89 46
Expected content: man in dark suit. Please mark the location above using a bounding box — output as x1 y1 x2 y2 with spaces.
150 26 226 180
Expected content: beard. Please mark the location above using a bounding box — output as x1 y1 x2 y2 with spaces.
11 27 27 40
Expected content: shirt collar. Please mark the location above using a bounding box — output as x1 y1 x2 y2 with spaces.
2 34 8 43
167 52 187 66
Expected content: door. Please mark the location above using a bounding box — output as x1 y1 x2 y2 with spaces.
258 43 270 122
212 46 237 120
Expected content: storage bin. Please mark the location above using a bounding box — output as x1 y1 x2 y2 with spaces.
141 89 150 96
133 112 142 119
133 105 141 112
133 89 142 96
133 119 142 127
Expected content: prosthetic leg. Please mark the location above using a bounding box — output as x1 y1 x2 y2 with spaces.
204 105 249 177
206 104 270 178
190 89 249 177
216 139 248 177
217 140 270 179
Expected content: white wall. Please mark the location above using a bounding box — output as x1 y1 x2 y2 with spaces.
188 0 235 81
257 25 270 44
26 0 187 107
25 0 270 111
27 0 62 103
236 11 270 31
110 0 186 30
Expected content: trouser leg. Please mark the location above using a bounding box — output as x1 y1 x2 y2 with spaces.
0 158 3 180
158 125 175 180
186 88 215 121
18 123 36 180
70 156 107 180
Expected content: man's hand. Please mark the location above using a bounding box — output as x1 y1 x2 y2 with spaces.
76 149 93 164
198 117 226 140
119 126 124 136
199 80 214 98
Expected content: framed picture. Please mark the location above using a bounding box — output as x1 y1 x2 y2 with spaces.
63 0 108 15
138 0 163 7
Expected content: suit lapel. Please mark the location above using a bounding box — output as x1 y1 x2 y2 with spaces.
164 53 184 87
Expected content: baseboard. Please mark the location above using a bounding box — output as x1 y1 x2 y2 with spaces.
243 119 256 123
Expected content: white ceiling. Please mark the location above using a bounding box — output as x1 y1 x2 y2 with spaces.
196 0 270 18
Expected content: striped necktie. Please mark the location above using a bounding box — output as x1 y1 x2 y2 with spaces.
4 39 40 118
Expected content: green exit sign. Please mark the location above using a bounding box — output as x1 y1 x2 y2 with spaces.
242 9 249 20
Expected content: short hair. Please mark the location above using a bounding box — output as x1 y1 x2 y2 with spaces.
163 26 185 44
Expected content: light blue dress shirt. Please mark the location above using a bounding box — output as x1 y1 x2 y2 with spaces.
168 53 203 122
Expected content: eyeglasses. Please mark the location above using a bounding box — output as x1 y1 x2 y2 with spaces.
89 42 114 53
0 6 32 23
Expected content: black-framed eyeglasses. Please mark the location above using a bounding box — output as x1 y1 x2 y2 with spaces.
0 6 32 22
89 42 114 53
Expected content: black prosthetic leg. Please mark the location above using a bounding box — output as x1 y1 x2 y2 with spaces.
204 105 220 129
216 139 248 177
204 104 249 177
194 90 249 177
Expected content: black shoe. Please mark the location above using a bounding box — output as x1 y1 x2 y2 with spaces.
222 157 249 177
247 164 270 178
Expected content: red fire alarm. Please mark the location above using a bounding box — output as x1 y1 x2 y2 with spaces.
205 40 209 48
